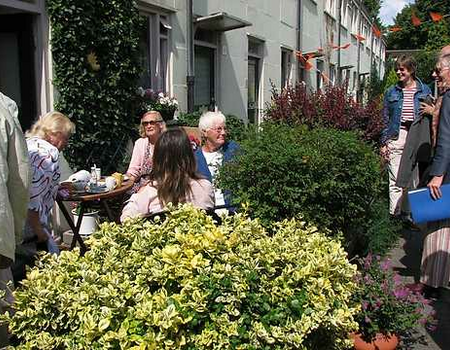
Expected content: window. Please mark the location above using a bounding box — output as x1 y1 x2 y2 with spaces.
346 4 353 28
139 12 171 92
325 0 336 18
194 45 215 109
194 28 218 109
329 64 336 85
281 49 292 89
316 60 324 90
248 37 263 124
351 9 359 34
340 0 347 27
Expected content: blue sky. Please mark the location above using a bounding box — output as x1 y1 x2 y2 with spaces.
380 0 415 25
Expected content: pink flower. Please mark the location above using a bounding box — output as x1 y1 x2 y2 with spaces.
393 287 409 299
380 259 392 271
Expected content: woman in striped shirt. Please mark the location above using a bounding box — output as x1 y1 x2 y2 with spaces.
381 55 432 217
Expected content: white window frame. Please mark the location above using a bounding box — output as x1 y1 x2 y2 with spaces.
281 48 293 89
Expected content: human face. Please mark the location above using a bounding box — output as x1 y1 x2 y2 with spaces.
48 132 70 151
396 64 413 86
205 121 227 151
434 61 450 90
141 112 163 140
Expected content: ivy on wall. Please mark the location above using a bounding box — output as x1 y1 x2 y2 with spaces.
47 0 142 172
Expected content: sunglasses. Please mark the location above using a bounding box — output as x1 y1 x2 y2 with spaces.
142 120 163 126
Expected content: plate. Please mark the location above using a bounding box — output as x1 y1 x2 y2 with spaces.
86 187 108 194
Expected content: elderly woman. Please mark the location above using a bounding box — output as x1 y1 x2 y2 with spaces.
22 112 75 256
126 111 165 193
194 111 239 212
121 128 214 221
410 53 450 298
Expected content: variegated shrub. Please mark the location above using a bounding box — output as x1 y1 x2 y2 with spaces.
2 205 358 349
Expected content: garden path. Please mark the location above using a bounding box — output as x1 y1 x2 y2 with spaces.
389 227 450 350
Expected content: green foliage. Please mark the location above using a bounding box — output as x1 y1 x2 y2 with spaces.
387 1 450 51
217 123 395 256
46 0 143 173
382 66 398 93
177 112 249 142
2 205 359 349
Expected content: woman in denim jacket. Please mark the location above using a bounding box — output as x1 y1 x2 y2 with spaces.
380 55 432 217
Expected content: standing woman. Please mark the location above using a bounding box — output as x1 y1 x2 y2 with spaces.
126 111 165 193
418 54 450 295
380 55 432 217
22 112 75 255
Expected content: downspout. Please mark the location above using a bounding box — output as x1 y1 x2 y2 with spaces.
337 0 342 84
297 0 303 82
186 0 195 112
356 1 361 102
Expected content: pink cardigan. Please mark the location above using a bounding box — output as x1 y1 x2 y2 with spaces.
126 137 151 178
120 178 215 221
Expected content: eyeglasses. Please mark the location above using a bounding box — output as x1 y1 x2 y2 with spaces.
435 66 450 74
142 120 163 126
209 126 227 133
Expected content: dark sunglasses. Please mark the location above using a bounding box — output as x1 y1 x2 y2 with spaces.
142 120 163 126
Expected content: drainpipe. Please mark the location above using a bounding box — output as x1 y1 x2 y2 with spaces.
187 0 195 112
297 0 303 82
356 1 361 101
337 0 342 84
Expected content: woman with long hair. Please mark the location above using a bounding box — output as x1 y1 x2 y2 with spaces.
121 128 214 221
126 111 165 193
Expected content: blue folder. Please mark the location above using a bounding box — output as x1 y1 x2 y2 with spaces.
408 184 450 224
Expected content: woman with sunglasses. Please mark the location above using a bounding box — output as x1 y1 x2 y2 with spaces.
126 111 165 193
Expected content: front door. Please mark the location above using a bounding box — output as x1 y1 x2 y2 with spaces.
0 13 36 131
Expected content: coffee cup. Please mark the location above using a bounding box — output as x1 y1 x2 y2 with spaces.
105 176 116 191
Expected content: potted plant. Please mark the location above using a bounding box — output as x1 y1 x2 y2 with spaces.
138 87 178 121
70 203 99 236
351 254 436 350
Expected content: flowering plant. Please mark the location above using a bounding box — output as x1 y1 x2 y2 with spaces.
352 254 435 342
137 87 178 121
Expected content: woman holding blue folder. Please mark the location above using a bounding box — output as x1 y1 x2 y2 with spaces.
415 51 450 297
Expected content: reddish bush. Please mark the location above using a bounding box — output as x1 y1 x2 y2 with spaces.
265 83 384 144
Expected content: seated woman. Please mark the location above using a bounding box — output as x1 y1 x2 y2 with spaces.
126 111 165 193
19 112 75 260
121 128 214 221
194 111 239 212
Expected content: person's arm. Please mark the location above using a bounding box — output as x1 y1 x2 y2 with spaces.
126 139 144 181
380 92 391 161
120 185 154 222
27 209 48 242
428 93 450 199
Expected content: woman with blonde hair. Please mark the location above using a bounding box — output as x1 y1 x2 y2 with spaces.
126 110 165 193
121 128 214 221
21 111 75 256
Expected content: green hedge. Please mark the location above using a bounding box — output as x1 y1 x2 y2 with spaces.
217 123 395 256
3 206 358 349
47 0 142 172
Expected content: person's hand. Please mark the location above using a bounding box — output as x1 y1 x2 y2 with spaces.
419 101 435 116
428 175 444 200
380 145 390 161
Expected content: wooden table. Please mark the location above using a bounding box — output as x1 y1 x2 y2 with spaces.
56 180 133 254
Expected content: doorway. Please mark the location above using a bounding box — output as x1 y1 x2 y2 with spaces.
0 13 37 131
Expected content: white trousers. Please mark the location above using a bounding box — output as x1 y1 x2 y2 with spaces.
387 128 418 216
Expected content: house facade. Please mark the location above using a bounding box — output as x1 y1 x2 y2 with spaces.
0 0 385 128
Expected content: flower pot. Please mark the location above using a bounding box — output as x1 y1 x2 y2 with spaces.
71 209 99 235
159 109 175 122
351 333 399 350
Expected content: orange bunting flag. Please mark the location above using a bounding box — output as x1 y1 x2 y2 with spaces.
304 61 314 71
389 26 402 32
331 43 340 49
372 25 382 38
430 12 443 23
331 43 351 50
355 33 365 41
411 12 421 26
341 43 351 50
305 53 315 60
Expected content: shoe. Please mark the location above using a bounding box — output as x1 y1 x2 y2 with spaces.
406 282 425 294
399 214 421 231
423 286 440 300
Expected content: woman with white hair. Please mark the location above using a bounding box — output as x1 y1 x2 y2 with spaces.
24 112 75 254
195 111 239 211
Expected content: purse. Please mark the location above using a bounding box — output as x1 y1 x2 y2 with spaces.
408 184 450 224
